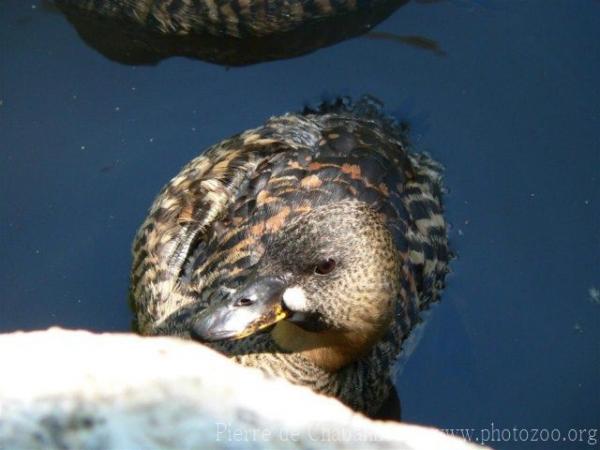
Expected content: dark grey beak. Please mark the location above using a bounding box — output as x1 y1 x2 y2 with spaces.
190 277 289 342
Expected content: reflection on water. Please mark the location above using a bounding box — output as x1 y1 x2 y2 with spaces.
365 31 446 56
56 0 413 66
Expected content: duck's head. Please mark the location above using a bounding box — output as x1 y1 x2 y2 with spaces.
191 200 401 372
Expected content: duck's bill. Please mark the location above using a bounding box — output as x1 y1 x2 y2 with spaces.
190 277 289 342
191 301 288 342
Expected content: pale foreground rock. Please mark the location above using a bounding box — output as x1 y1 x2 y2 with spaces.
0 328 485 450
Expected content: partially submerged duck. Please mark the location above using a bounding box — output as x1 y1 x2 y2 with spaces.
130 98 449 415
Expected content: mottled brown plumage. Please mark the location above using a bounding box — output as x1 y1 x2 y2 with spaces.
55 0 408 66
130 98 449 415
56 0 401 38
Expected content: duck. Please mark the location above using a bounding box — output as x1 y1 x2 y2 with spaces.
129 97 449 416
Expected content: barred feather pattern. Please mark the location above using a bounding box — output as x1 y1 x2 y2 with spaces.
55 0 382 38
130 98 449 415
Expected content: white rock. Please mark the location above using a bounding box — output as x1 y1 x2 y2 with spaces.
0 328 487 450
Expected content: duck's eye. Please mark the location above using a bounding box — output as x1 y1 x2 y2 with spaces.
315 258 336 275
235 297 255 307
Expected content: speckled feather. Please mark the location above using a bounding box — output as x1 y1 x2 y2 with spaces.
130 98 449 415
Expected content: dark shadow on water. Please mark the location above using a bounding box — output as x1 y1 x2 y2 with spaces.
364 31 446 56
55 0 411 66
40 0 61 14
48 0 449 66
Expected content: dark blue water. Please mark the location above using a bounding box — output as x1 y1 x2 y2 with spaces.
1 1 598 448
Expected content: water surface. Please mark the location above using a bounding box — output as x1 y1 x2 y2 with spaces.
1 1 598 448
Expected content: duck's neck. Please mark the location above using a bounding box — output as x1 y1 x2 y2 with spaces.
270 321 380 373
228 330 395 416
